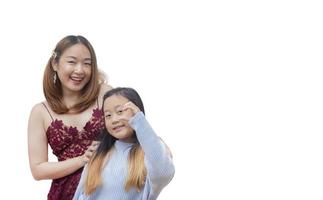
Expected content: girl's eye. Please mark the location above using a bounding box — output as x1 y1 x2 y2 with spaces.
68 61 75 64
116 110 123 115
85 63 91 66
105 114 111 118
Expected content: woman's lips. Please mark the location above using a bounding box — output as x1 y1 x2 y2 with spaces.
70 76 84 84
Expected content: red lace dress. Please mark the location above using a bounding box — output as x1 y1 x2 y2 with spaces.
43 104 104 200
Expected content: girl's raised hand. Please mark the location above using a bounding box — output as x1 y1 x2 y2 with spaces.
122 101 140 114
119 101 140 122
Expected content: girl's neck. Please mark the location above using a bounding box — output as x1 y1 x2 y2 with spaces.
118 136 136 144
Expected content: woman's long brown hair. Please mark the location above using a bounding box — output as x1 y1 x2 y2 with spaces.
43 35 100 114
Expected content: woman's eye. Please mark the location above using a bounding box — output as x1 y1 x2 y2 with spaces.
105 114 111 118
84 63 91 66
68 61 75 64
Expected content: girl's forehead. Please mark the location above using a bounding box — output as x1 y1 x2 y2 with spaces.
104 95 128 108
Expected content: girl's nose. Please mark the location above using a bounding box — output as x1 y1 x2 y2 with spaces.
111 114 120 123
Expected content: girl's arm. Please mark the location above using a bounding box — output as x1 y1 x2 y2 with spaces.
129 112 175 190
28 104 93 180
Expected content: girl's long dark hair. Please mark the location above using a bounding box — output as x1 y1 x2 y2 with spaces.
84 87 147 195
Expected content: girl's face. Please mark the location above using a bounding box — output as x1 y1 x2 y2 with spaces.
103 95 135 143
53 44 92 95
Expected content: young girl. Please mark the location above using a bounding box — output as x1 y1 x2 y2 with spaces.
28 35 112 200
73 87 175 200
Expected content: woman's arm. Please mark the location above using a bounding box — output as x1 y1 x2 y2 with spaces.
28 104 89 180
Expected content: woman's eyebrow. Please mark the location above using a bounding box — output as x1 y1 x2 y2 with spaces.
66 56 77 59
65 56 91 61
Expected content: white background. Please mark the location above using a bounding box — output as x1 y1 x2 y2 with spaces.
0 0 322 199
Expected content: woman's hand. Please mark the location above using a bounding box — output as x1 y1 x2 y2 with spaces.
80 141 100 165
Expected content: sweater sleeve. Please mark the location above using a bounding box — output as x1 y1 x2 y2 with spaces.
129 112 175 196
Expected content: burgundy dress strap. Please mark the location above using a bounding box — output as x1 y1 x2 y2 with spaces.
42 102 54 121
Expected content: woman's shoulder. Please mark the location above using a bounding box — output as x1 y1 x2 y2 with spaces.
30 101 52 118
28 102 50 127
97 83 113 106
100 83 113 94
30 102 45 114
99 83 113 98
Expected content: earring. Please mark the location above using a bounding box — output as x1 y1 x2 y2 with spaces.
52 51 57 60
53 73 57 84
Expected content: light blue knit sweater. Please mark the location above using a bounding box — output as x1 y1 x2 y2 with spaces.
73 112 175 200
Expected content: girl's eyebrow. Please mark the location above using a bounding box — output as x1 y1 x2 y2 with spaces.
104 105 122 113
115 105 123 110
104 109 111 113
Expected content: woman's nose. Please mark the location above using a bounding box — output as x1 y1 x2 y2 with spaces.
74 63 85 73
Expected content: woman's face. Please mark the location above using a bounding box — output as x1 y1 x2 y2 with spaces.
53 44 92 94
103 95 135 143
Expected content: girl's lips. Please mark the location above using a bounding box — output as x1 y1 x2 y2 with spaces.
113 125 125 132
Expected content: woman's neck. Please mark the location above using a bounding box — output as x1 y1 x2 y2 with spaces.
62 91 82 111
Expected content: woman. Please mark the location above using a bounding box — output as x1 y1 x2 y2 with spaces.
28 35 112 200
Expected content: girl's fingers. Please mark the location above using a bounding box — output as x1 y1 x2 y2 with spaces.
122 102 140 114
122 102 132 112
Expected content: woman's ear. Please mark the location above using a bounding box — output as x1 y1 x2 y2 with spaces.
51 59 58 71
